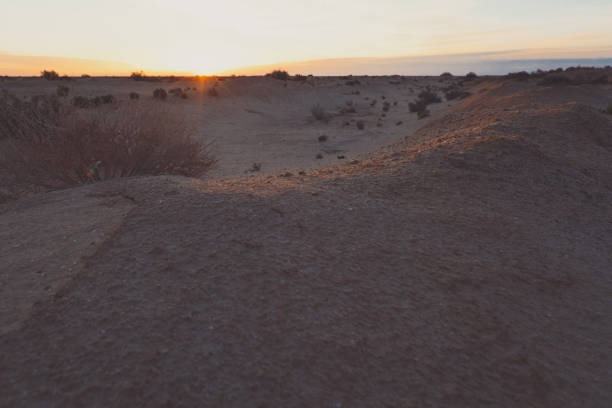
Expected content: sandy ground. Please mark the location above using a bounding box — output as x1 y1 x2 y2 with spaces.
1 76 612 406
1 75 457 180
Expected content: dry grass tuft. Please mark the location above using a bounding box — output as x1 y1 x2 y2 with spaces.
0 94 215 191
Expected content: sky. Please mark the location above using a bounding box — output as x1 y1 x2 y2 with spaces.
1 0 612 75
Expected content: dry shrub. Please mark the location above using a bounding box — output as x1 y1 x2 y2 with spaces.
0 94 215 190
409 90 441 115
153 88 167 100
56 85 70 97
266 70 289 80
310 104 328 121
41 70 60 80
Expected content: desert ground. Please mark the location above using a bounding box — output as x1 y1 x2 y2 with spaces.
1 71 612 406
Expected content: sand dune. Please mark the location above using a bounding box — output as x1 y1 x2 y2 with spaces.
1 74 612 406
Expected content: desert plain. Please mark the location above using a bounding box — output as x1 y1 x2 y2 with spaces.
1 69 612 406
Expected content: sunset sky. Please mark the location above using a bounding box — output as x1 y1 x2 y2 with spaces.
2 0 612 75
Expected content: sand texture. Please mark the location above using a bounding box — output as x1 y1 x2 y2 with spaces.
1 76 612 407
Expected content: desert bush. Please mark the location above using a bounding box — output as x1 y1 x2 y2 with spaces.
41 70 60 80
409 90 441 115
91 95 116 106
0 98 216 188
0 92 61 141
81 74 91 78
311 104 327 121
72 96 90 108
382 101 391 112
606 102 612 115
440 72 453 77
292 74 307 81
130 71 145 81
417 90 442 105
266 70 289 80
345 79 360 86
318 135 328 142
153 88 167 100
445 89 471 100
539 74 573 86
129 92 140 100
169 87 187 98
465 72 478 80
207 87 218 97
356 120 365 130
506 71 531 81
56 85 70 97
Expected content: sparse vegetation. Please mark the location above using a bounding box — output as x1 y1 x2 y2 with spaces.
72 96 90 108
81 74 91 78
318 135 328 142
606 102 612 115
92 95 116 106
311 104 327 121
409 89 442 116
71 95 116 108
56 85 70 97
130 71 146 81
266 70 290 80
208 87 218 97
444 88 471 101
169 88 187 98
382 101 391 112
356 120 365 130
292 74 307 81
41 70 60 80
249 162 262 172
440 72 453 77
465 72 478 80
0 93 215 189
153 88 167 100
129 92 140 100
539 74 573 86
